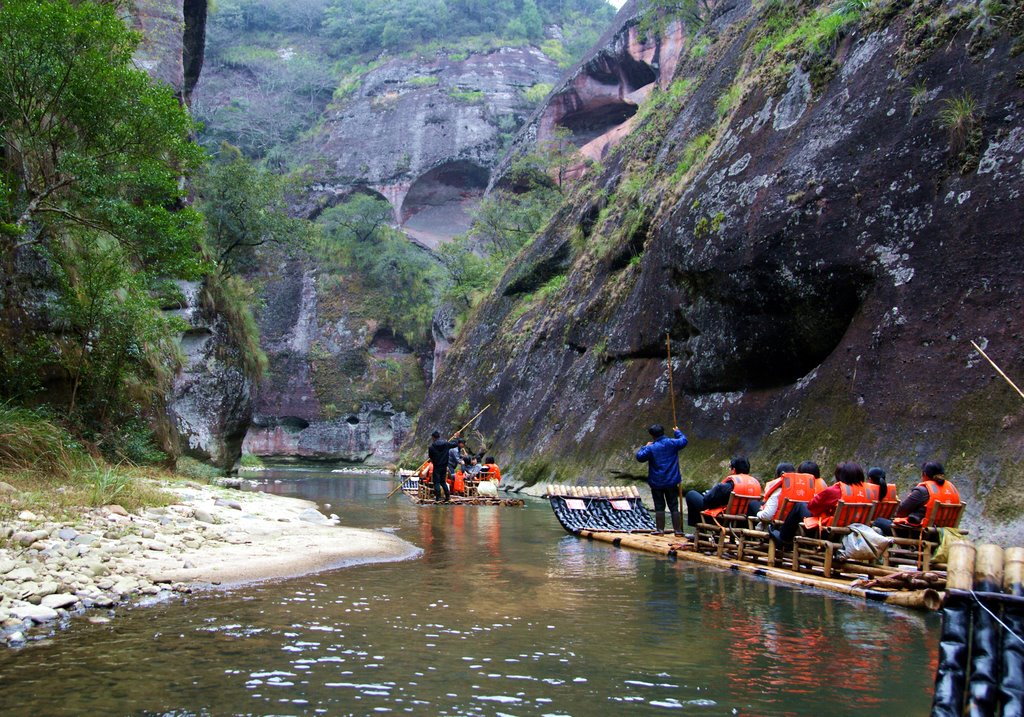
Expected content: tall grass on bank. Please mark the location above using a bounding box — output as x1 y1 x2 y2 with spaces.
0 404 170 515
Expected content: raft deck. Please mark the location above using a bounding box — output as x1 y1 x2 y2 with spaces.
576 529 942 611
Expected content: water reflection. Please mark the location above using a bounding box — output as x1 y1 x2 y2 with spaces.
0 472 937 716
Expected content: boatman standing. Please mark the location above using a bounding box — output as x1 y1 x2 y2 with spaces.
427 430 460 503
635 424 688 535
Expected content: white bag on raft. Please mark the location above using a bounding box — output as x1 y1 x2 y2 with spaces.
477 481 498 497
839 523 893 562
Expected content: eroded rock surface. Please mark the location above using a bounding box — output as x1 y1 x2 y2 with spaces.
418 1 1024 539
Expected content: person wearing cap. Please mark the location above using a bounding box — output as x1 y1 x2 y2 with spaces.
873 461 958 536
635 424 688 535
427 430 460 502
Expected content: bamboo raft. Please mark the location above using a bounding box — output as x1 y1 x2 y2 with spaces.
403 479 524 507
544 484 945 611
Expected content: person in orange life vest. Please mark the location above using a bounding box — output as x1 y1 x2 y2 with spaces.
480 456 501 483
755 460 826 526
867 466 897 502
873 461 958 536
754 462 795 525
770 462 875 547
684 456 762 528
635 423 688 535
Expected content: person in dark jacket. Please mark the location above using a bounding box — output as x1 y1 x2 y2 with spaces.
427 430 460 502
873 461 957 536
684 456 761 527
448 438 467 481
635 424 688 535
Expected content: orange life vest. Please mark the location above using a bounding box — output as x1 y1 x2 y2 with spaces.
895 480 960 527
881 483 898 502
763 472 817 519
481 463 501 482
453 470 466 495
419 463 433 480
703 474 762 518
813 477 828 494
803 482 877 530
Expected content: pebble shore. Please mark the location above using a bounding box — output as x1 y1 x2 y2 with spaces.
0 480 418 648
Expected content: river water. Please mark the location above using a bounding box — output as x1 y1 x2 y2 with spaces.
0 471 938 716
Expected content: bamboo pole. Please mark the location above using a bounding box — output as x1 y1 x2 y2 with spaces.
1005 547 1024 597
947 542 977 591
975 543 1005 592
971 340 1024 401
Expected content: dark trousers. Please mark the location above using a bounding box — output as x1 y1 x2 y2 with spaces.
684 490 763 527
684 490 705 527
432 464 450 501
776 503 813 543
650 486 680 514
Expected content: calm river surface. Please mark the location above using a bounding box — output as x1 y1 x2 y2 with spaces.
0 471 938 716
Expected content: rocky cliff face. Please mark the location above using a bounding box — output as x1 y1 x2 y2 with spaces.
240 258 414 466
238 46 563 466
132 0 256 470
130 0 208 103
166 281 253 470
302 48 562 246
417 0 1024 540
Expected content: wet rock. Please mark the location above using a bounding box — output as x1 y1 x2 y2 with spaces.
297 508 330 525
10 604 58 623
40 593 78 610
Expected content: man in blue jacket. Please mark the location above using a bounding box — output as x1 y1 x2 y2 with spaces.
635 424 688 535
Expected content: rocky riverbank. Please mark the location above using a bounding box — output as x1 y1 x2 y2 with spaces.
0 481 419 648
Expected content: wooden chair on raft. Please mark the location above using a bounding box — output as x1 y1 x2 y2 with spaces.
792 500 883 578
873 499 900 521
736 498 808 567
884 501 967 571
692 492 760 558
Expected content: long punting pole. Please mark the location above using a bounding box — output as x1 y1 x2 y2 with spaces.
971 340 1024 401
666 332 683 509
386 404 493 499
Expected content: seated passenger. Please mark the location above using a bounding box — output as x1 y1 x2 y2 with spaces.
867 466 897 502
464 455 482 479
873 461 958 536
684 457 762 527
756 462 822 525
770 462 874 546
480 456 501 483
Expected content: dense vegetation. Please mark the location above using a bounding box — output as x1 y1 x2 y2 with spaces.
0 0 207 460
195 0 615 161
0 1 305 474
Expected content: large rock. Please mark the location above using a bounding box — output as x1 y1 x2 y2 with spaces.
417 1 1024 540
166 280 254 470
130 0 208 103
302 48 563 246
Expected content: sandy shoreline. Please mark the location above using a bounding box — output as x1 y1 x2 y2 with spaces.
0 480 420 646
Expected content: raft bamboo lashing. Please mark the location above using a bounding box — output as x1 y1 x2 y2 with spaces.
575 529 943 610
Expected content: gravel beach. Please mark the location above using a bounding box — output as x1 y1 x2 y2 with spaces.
0 481 420 647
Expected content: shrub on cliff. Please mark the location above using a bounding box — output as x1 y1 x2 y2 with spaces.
0 0 207 437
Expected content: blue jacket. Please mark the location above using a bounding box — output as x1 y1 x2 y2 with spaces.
635 430 688 488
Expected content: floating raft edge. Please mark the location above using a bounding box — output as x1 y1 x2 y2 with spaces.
577 529 942 611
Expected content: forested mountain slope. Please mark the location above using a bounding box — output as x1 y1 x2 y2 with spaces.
416 0 1024 541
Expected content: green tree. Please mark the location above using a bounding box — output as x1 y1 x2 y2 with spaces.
0 0 207 428
196 144 313 273
0 0 205 275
